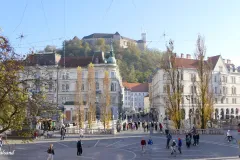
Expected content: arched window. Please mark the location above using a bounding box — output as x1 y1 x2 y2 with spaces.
220 108 224 119
226 108 230 119
231 108 234 114
226 108 230 114
236 108 239 115
111 82 116 91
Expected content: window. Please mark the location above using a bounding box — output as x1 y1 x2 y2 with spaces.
232 76 236 83
81 84 84 91
66 72 69 79
181 72 183 80
191 74 196 82
226 77 228 83
215 87 217 94
66 84 69 91
49 83 53 91
95 72 98 78
62 84 65 91
191 86 197 94
226 98 228 104
111 82 117 91
181 97 184 104
219 66 223 72
111 71 115 78
232 87 236 94
215 98 218 103
96 82 99 90
214 76 217 82
181 85 184 93
221 98 224 104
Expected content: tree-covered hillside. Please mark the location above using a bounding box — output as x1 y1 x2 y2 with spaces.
43 37 162 83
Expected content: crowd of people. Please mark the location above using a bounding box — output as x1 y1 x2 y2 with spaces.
122 120 163 132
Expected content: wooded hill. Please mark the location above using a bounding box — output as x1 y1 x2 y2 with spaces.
43 37 163 83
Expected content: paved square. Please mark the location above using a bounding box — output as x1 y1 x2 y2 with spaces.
1 134 240 160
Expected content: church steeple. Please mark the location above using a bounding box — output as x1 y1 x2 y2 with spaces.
107 40 116 64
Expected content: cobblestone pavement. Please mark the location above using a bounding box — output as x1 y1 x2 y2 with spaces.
1 133 240 160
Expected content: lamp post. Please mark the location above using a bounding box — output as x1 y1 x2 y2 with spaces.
186 95 191 129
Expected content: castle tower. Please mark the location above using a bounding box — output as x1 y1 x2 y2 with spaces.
141 32 146 42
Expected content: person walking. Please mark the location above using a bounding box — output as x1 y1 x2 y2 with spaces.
60 127 66 140
159 123 163 132
47 144 54 160
193 134 197 146
166 133 172 149
79 128 84 138
155 123 158 131
141 138 147 153
148 137 153 152
77 139 83 156
196 132 199 145
178 138 182 154
186 135 191 148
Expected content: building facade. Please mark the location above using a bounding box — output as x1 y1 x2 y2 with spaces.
22 49 124 123
82 32 146 51
150 54 240 121
123 82 148 112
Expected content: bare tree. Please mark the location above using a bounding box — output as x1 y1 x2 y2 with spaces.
194 35 214 129
74 66 84 129
160 40 183 129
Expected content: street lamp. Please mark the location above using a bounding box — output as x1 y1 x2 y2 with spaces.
186 95 191 129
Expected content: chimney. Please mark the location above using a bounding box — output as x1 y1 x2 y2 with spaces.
227 59 231 64
181 53 184 58
186 54 191 59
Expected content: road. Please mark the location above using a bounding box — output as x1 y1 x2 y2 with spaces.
1 132 240 160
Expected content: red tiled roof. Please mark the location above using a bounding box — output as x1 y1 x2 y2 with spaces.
174 55 220 69
175 58 199 68
123 82 149 92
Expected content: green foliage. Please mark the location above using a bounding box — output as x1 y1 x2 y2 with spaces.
49 37 163 83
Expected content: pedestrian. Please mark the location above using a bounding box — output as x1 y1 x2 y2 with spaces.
159 123 163 132
146 123 149 132
77 139 83 156
196 132 199 145
60 126 66 140
155 123 158 131
186 135 191 148
178 138 182 154
141 138 147 153
34 130 38 140
138 121 140 127
166 133 172 149
148 137 153 152
170 140 177 155
47 144 54 160
79 128 84 138
193 134 197 146
135 122 138 130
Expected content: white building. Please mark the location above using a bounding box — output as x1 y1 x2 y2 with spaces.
123 82 148 112
150 54 240 121
22 49 124 123
82 32 146 51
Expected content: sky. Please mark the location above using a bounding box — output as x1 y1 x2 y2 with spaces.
1 0 240 65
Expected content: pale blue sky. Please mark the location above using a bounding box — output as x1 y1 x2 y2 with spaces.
1 0 240 65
